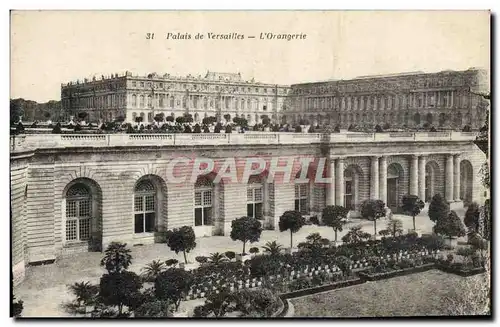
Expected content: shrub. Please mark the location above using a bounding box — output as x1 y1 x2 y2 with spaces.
289 278 313 291
375 124 383 133
249 254 282 278
249 247 260 255
335 256 352 277
232 288 282 317
67 281 99 307
208 252 228 265
99 271 143 316
195 256 208 265
155 268 194 312
198 290 234 317
52 122 62 134
165 258 179 267
446 254 454 264
309 215 320 225
134 300 173 317
12 296 23 317
434 211 466 239
342 225 371 244
224 251 236 261
464 202 480 233
428 194 449 223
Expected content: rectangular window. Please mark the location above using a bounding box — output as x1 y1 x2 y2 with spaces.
345 180 353 210
247 186 263 219
194 189 213 226
294 184 309 214
132 81 137 87
66 220 77 241
135 214 144 233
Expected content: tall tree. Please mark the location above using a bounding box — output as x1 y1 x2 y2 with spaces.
360 199 386 237
433 210 466 240
155 268 194 312
165 226 197 264
230 216 263 254
321 205 349 244
278 210 306 249
401 194 425 231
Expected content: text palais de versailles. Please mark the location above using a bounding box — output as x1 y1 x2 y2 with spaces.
165 32 308 41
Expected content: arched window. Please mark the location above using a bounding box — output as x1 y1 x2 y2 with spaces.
132 94 137 107
170 96 175 108
132 112 137 120
140 95 145 108
247 175 264 219
147 95 152 108
134 179 156 233
414 113 421 125
344 169 354 210
194 176 214 226
66 183 92 242
159 94 164 107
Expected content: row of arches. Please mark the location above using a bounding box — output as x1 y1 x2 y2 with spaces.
62 159 474 250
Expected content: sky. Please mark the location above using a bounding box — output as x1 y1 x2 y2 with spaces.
10 10 490 102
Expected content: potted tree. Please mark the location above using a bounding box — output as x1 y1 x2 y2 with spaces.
360 199 386 240
401 194 425 235
165 226 197 269
230 216 263 262
433 211 466 249
278 210 306 253
322 205 349 246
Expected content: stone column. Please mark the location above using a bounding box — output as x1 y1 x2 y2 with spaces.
335 158 345 206
410 155 419 195
379 156 388 206
454 154 461 201
326 158 336 206
418 156 426 201
370 156 380 199
445 154 454 202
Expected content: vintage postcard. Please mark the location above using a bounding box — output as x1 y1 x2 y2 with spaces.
10 10 491 318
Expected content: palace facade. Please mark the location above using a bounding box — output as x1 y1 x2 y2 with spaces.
11 131 486 285
60 71 290 125
61 68 489 130
284 68 489 130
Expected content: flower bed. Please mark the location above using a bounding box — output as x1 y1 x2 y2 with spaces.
434 263 486 277
357 263 435 281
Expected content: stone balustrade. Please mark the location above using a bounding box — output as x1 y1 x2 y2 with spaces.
9 131 478 152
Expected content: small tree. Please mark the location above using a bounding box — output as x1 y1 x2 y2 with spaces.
225 124 232 133
100 242 132 274
428 194 450 223
155 268 194 312
401 194 425 231
223 114 231 122
135 300 173 317
77 112 88 121
99 271 143 316
214 123 222 133
335 256 352 277
341 225 371 244
183 113 194 123
193 124 202 133
382 218 404 237
262 241 283 256
261 115 270 126
464 202 481 233
433 210 466 240
154 113 165 123
360 199 386 237
166 115 174 122
68 281 99 307
52 122 62 134
230 216 263 254
278 210 306 249
165 226 197 264
322 205 349 244
140 260 166 283
135 116 143 124
374 124 383 133
294 125 302 132
175 116 185 125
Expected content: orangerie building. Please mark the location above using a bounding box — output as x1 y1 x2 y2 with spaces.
11 68 488 285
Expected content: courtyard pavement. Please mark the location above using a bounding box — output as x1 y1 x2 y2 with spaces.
14 208 466 317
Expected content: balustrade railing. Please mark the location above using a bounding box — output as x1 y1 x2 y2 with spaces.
10 131 478 151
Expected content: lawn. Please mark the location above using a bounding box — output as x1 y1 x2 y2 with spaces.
291 269 489 317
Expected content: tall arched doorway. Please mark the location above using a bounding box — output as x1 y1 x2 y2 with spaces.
387 163 403 213
425 161 439 202
460 160 473 206
344 165 363 212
